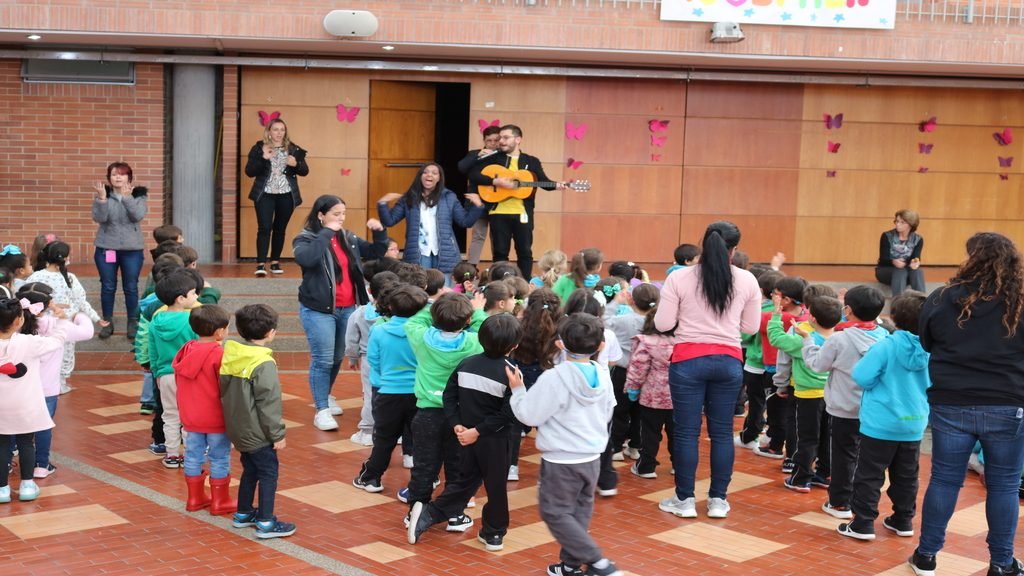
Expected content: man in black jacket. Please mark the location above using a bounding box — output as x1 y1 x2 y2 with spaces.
468 125 566 278
458 126 501 266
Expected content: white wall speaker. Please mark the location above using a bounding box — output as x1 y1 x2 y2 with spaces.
323 10 379 37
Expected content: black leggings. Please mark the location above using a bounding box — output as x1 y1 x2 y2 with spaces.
255 193 296 263
1 434 35 486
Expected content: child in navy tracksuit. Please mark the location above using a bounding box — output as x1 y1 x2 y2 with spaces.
840 292 930 541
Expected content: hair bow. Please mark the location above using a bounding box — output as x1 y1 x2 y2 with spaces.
20 298 44 316
0 244 22 257
0 362 27 378
463 272 473 280
601 284 622 298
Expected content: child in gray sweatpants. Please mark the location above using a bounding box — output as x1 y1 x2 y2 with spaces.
509 313 623 576
345 303 376 446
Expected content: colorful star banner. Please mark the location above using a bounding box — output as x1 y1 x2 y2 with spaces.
660 0 896 30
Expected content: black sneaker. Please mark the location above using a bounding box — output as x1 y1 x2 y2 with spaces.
353 463 384 493
477 532 504 552
148 443 166 455
586 559 624 576
988 558 1024 576
445 514 474 533
255 264 267 277
162 455 183 469
270 263 283 275
255 517 297 539
810 474 831 488
139 403 155 415
754 446 786 460
781 459 795 474
232 509 259 528
882 515 914 537
407 501 435 544
837 522 876 541
547 563 586 576
908 550 937 576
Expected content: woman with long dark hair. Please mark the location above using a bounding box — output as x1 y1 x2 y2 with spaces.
376 163 484 275
910 232 1024 576
653 221 762 520
293 195 387 431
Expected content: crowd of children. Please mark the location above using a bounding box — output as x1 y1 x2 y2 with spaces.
4 222 1024 576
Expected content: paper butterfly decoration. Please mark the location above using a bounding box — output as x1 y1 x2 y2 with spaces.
919 117 938 133
1000 174 1010 181
257 111 280 126
918 166 929 173
998 156 1014 168
650 135 667 147
994 128 1014 146
566 158 584 170
823 113 844 130
565 122 588 141
648 120 670 133
336 104 361 123
918 143 933 154
478 118 500 133
650 153 662 162
827 141 841 153
340 168 352 176
826 170 837 178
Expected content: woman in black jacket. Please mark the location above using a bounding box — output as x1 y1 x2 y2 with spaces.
246 118 309 277
293 195 387 431
875 209 925 296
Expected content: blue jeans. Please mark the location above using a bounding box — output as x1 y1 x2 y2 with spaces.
918 404 1024 566
94 247 144 319
669 355 743 500
140 371 155 404
238 444 279 521
34 395 59 468
184 431 232 478
300 303 355 410
419 253 439 269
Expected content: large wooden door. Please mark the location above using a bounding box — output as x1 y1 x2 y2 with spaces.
368 81 437 249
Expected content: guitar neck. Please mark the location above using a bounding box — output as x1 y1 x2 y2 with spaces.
515 181 558 189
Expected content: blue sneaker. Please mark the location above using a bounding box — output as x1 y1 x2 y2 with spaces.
397 487 409 504
148 443 166 455
255 517 297 539
232 509 259 528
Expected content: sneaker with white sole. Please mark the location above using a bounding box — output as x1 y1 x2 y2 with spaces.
353 463 384 493
507 465 519 481
597 487 618 497
397 487 410 503
255 517 297 539
882 515 914 537
587 559 624 576
734 434 758 450
547 563 586 576
0 485 10 504
313 408 339 431
659 496 697 518
446 514 474 533
622 446 640 460
707 497 730 519
467 497 476 508
327 395 343 416
754 446 786 459
821 501 854 519
32 464 56 479
837 522 876 541
349 430 373 446
629 462 657 479
908 551 937 576
477 532 504 552
17 480 40 501
611 451 625 462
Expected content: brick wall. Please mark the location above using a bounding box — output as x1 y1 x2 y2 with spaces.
0 60 165 266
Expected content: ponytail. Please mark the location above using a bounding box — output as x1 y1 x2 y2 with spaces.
570 248 603 289
698 221 741 316
41 242 73 288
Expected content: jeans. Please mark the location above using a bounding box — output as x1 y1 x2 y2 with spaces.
419 253 439 270
140 371 155 404
875 265 926 296
254 193 295 263
238 444 280 521
33 395 58 468
184 431 232 478
300 303 355 410
669 354 743 500
918 404 1024 566
93 247 144 319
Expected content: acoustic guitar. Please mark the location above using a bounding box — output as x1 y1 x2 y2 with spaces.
477 165 590 204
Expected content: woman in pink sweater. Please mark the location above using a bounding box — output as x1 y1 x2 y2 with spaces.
653 221 761 521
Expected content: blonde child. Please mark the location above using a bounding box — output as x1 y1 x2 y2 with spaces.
530 249 567 290
553 248 603 302
26 241 104 395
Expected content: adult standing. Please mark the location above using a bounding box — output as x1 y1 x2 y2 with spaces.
653 221 761 520
293 195 387 431
246 118 308 277
377 163 485 274
92 161 146 339
468 125 566 278
875 209 925 296
910 232 1024 576
457 126 501 265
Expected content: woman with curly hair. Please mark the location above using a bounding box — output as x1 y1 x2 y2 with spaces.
910 232 1024 576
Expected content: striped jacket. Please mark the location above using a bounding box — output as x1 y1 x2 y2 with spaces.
442 353 514 436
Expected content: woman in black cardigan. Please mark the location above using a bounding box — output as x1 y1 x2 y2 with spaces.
245 118 309 277
875 209 925 296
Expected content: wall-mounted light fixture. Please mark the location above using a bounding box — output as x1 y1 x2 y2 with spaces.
323 10 379 37
709 22 744 43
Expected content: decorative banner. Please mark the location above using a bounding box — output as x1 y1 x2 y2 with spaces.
660 0 896 30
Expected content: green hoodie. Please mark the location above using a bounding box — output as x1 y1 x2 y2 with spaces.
149 309 197 379
404 305 487 409
741 300 775 370
766 313 828 398
218 340 285 453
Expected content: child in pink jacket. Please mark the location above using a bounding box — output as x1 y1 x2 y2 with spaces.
624 285 676 479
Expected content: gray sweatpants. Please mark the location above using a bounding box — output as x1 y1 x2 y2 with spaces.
357 355 373 433
538 457 603 567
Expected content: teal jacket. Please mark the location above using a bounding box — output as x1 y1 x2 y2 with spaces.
149 309 197 379
852 330 931 442
367 316 417 394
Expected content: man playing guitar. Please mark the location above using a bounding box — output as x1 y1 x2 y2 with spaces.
468 124 567 278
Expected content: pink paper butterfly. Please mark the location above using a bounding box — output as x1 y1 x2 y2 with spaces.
257 111 280 126
919 117 938 133
1000 173 1010 181
565 122 588 141
827 141 841 153
918 143 933 154
999 156 1014 168
823 113 844 130
340 168 352 176
994 128 1014 146
826 170 837 178
477 119 500 133
337 104 361 123
650 153 662 162
650 135 667 147
566 158 583 170
648 120 670 133
918 166 929 173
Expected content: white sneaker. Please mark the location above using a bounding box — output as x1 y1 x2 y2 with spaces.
611 451 625 462
327 395 343 416
734 434 758 450
707 497 730 518
349 430 373 446
313 409 339 431
507 465 519 481
659 496 697 518
630 462 657 479
403 454 414 469
597 487 618 497
17 480 40 501
467 496 476 508
623 446 641 460
0 485 10 503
